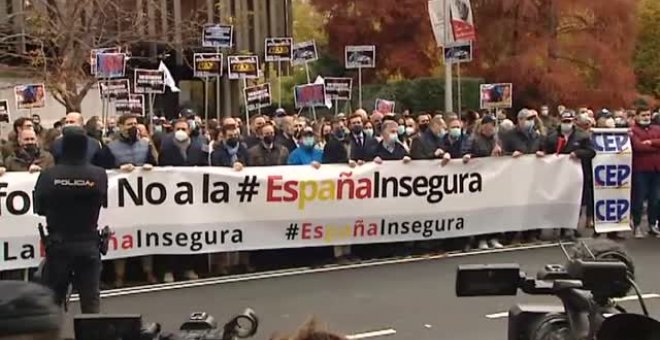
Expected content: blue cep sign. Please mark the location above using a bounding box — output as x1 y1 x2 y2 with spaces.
594 164 632 187
596 199 630 223
592 132 629 153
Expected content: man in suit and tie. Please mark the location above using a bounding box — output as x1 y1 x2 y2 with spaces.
347 112 378 167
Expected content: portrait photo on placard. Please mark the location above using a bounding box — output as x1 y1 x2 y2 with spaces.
480 83 513 109
291 41 318 66
14 84 46 110
375 98 395 114
95 53 126 79
294 83 326 109
345 45 376 69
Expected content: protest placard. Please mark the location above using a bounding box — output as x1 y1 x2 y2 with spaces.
345 45 376 69
227 55 260 80
480 83 513 109
375 99 395 114
115 94 145 116
90 47 120 75
95 53 127 79
134 69 165 94
292 41 318 66
444 41 472 64
14 84 46 110
202 24 233 48
98 79 130 101
294 83 326 109
265 38 293 62
193 53 223 78
244 83 272 112
0 100 9 123
324 77 353 101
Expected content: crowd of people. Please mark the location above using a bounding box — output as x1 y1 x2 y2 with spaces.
0 104 658 287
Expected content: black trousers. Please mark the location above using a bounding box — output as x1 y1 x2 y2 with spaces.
42 240 102 313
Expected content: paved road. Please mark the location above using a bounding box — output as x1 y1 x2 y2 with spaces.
62 239 660 340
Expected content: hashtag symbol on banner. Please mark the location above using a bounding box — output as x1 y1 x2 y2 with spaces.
236 175 260 202
285 223 299 240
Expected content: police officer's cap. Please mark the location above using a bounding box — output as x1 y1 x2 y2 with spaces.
0 281 62 336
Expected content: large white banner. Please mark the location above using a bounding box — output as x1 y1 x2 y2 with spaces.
0 157 582 270
591 128 633 233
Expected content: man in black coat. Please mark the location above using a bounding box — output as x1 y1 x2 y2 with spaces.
410 115 447 160
211 124 249 169
346 113 378 165
323 117 350 164
544 110 596 240
158 118 209 167
374 120 409 161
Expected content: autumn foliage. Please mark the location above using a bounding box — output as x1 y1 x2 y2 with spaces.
311 0 644 109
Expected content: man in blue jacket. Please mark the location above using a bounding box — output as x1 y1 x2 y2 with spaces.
288 126 322 166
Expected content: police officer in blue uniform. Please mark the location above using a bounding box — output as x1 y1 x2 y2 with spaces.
34 126 108 313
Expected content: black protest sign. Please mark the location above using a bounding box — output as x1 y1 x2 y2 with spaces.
227 55 260 80
194 53 223 78
265 37 293 62
114 94 145 116
202 24 233 48
134 69 165 94
292 41 318 66
244 83 272 112
98 79 130 101
324 77 353 101
0 100 9 123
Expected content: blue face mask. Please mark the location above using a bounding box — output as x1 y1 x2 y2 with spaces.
302 136 315 148
397 125 405 135
449 127 462 139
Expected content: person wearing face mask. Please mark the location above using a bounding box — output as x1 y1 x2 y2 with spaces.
410 115 447 160
630 107 660 239
287 127 323 167
440 117 470 166
501 108 545 243
322 117 351 165
274 115 298 152
373 120 410 162
544 110 596 240
211 125 249 170
4 128 54 172
159 119 209 167
462 115 505 250
345 113 378 167
539 105 558 130
417 114 431 134
97 114 156 287
247 123 289 166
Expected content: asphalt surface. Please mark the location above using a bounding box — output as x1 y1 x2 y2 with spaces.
62 239 660 340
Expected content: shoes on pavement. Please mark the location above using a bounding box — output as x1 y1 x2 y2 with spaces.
634 228 646 239
163 272 175 283
649 222 660 237
490 239 504 249
478 240 489 250
184 270 199 280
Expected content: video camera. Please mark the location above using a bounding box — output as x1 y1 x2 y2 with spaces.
73 309 258 340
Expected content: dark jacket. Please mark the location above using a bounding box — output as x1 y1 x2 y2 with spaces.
98 138 157 169
243 135 262 149
247 143 289 166
467 133 498 158
410 130 444 160
374 141 408 160
630 124 660 172
158 135 209 167
322 136 348 164
51 135 102 165
501 127 543 155
4 148 55 172
211 141 249 167
346 132 377 161
274 132 297 152
544 127 596 183
441 133 471 159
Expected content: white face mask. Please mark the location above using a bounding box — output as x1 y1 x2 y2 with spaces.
405 127 415 136
560 123 573 134
174 130 189 142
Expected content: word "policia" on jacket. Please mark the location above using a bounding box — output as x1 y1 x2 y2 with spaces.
266 171 483 209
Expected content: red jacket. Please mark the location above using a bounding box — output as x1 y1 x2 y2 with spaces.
631 124 660 172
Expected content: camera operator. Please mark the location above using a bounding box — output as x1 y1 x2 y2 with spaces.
34 126 108 313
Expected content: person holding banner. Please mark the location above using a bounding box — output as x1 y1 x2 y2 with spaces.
440 117 471 166
501 109 546 243
543 110 596 240
373 120 410 163
98 114 157 287
630 107 660 238
347 113 378 166
211 124 249 170
288 127 323 167
3 129 54 173
247 123 289 166
322 117 350 165
410 116 447 160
